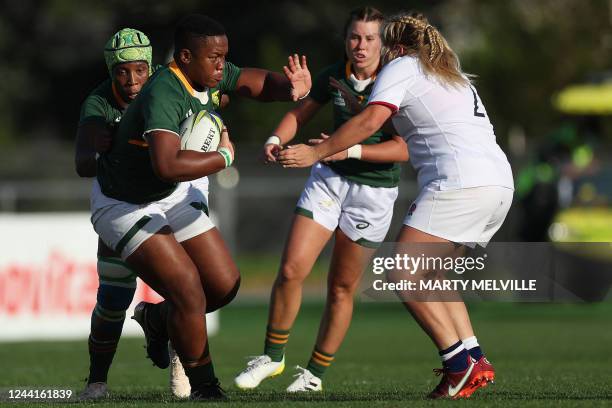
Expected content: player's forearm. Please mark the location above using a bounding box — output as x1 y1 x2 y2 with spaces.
272 111 300 144
257 71 293 102
270 99 320 145
313 109 381 159
74 128 98 177
360 138 409 163
153 151 227 182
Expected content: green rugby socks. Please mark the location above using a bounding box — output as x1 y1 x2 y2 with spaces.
306 347 335 379
264 326 290 362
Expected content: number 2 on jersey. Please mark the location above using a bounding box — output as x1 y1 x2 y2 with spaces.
470 86 486 118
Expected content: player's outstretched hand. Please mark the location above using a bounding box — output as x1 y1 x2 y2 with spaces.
278 144 318 168
308 133 347 162
284 54 311 102
329 77 362 114
261 143 282 164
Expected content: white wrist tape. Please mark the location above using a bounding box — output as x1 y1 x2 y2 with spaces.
217 147 233 168
347 144 362 160
265 135 281 146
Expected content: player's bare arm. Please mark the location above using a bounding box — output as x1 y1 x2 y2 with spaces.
262 98 322 163
311 134 408 163
75 122 112 177
235 54 310 102
278 103 392 168
147 130 230 182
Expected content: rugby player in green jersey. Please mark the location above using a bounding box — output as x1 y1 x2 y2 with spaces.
234 7 408 392
75 28 155 400
91 14 311 400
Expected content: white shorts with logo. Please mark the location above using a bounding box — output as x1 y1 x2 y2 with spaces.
296 163 398 247
90 179 214 260
403 185 514 245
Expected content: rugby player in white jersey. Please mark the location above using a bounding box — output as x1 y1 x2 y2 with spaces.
234 6 409 393
279 11 514 399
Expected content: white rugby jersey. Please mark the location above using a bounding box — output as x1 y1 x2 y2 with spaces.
368 56 514 191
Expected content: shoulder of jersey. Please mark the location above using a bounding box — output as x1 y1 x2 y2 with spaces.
142 68 180 95
379 56 420 80
88 78 112 97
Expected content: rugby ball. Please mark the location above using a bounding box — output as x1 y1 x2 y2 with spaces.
179 110 223 152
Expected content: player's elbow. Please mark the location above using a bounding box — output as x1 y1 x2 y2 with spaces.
397 147 409 162
152 161 177 183
392 137 409 162
74 158 96 178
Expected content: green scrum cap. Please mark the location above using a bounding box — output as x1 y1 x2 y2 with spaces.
104 28 152 76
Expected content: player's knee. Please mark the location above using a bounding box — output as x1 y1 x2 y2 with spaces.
206 275 241 313
328 279 358 303
278 260 308 284
97 258 136 310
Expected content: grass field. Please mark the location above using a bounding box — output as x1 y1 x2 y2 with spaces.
1 302 610 407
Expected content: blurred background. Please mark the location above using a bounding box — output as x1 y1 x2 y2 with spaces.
0 0 611 340
0 3 610 402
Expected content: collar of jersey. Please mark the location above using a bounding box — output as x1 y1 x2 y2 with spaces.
345 61 377 82
169 60 212 102
111 82 129 109
169 60 198 96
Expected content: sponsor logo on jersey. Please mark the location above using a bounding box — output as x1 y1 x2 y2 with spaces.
356 222 370 230
333 91 346 107
212 91 220 109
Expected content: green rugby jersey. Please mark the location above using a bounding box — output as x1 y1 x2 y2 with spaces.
79 78 124 129
79 65 165 128
309 61 400 188
97 60 241 204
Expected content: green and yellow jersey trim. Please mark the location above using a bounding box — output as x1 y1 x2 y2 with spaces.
169 60 196 95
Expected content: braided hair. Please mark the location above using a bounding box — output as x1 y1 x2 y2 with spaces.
382 12 469 87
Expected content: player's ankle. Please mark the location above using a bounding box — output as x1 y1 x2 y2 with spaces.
264 326 290 362
306 347 334 379
440 341 469 372
184 361 216 389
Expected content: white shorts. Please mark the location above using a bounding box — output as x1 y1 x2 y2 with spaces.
189 176 210 214
403 185 513 245
296 163 398 247
90 180 214 260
